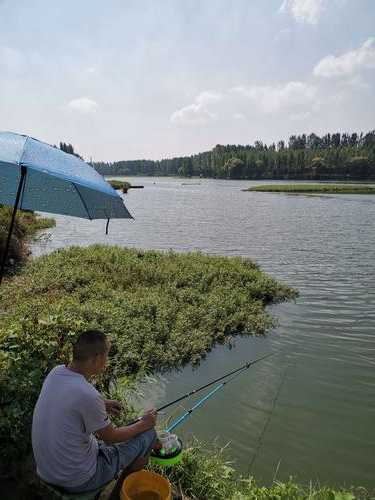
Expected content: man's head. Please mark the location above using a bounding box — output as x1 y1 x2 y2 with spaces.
72 330 110 375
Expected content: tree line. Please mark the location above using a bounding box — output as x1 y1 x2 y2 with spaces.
59 142 83 160
92 129 375 180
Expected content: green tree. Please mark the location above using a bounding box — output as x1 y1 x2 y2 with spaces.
224 158 244 179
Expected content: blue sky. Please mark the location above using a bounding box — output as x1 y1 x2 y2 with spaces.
0 0 374 161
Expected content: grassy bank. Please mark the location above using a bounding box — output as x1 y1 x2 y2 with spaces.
0 206 55 273
108 179 131 193
150 439 369 499
246 184 375 194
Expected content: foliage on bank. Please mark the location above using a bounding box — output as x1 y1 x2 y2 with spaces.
92 129 375 181
0 206 55 272
108 179 131 193
150 439 369 499
0 245 297 462
247 184 375 194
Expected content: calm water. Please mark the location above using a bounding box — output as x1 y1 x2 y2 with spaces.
32 177 375 491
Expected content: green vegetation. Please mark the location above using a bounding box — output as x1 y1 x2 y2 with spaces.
92 129 375 181
0 245 296 463
108 179 131 193
247 184 375 194
58 141 83 160
0 206 55 273
150 439 369 499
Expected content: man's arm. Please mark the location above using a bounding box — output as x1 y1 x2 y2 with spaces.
96 409 157 444
104 399 122 416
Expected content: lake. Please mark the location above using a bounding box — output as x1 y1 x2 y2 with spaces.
32 176 375 491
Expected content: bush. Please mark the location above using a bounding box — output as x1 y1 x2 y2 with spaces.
0 206 55 274
108 179 131 193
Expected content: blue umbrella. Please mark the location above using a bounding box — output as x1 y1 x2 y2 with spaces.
0 131 132 284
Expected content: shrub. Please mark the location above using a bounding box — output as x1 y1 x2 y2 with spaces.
108 179 131 193
0 206 55 274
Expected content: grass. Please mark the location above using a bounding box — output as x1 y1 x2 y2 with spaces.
0 206 55 272
108 179 131 193
149 438 369 499
246 184 375 194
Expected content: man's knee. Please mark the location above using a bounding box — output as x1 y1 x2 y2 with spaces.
141 428 157 452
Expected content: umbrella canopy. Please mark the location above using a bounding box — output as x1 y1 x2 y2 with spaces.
0 131 132 283
0 131 132 219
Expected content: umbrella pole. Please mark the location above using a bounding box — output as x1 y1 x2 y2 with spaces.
0 166 27 285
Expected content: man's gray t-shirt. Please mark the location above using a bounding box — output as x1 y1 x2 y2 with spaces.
32 365 109 488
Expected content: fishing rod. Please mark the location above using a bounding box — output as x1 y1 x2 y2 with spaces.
150 351 276 466
128 352 275 426
158 351 275 414
166 352 274 432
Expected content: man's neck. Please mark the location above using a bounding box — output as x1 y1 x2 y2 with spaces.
67 362 92 380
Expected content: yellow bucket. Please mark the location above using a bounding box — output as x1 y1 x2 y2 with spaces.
120 470 171 500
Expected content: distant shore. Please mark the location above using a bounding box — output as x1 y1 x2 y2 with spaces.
246 183 375 194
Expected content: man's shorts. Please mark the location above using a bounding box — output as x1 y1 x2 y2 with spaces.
65 428 157 493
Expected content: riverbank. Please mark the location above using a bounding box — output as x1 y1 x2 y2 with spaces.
246 184 375 194
150 439 368 499
0 206 55 273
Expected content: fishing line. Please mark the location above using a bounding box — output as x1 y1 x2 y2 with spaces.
248 360 291 471
157 352 275 414
150 351 277 467
166 353 275 433
127 352 275 426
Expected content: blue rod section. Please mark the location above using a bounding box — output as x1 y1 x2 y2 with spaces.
166 383 224 433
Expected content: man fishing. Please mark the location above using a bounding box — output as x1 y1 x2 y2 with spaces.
32 330 158 494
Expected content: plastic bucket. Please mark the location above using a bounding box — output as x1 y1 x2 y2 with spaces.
120 470 171 500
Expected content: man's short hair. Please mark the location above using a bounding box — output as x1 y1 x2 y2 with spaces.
73 330 109 362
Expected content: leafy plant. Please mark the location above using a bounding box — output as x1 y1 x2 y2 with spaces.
0 206 55 274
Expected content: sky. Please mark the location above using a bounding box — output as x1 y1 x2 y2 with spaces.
0 0 374 161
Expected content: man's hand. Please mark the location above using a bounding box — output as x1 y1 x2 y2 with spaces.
140 409 157 429
104 399 123 416
96 408 158 444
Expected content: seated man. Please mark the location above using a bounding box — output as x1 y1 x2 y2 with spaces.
32 330 158 493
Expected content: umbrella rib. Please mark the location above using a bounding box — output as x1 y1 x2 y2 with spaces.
73 183 92 220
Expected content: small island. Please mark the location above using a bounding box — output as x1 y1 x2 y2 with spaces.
108 179 131 193
246 183 375 194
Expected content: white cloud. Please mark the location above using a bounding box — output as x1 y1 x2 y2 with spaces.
170 91 221 125
67 97 99 114
313 37 375 78
233 112 246 120
171 81 318 128
231 81 316 114
279 0 325 24
195 91 222 105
